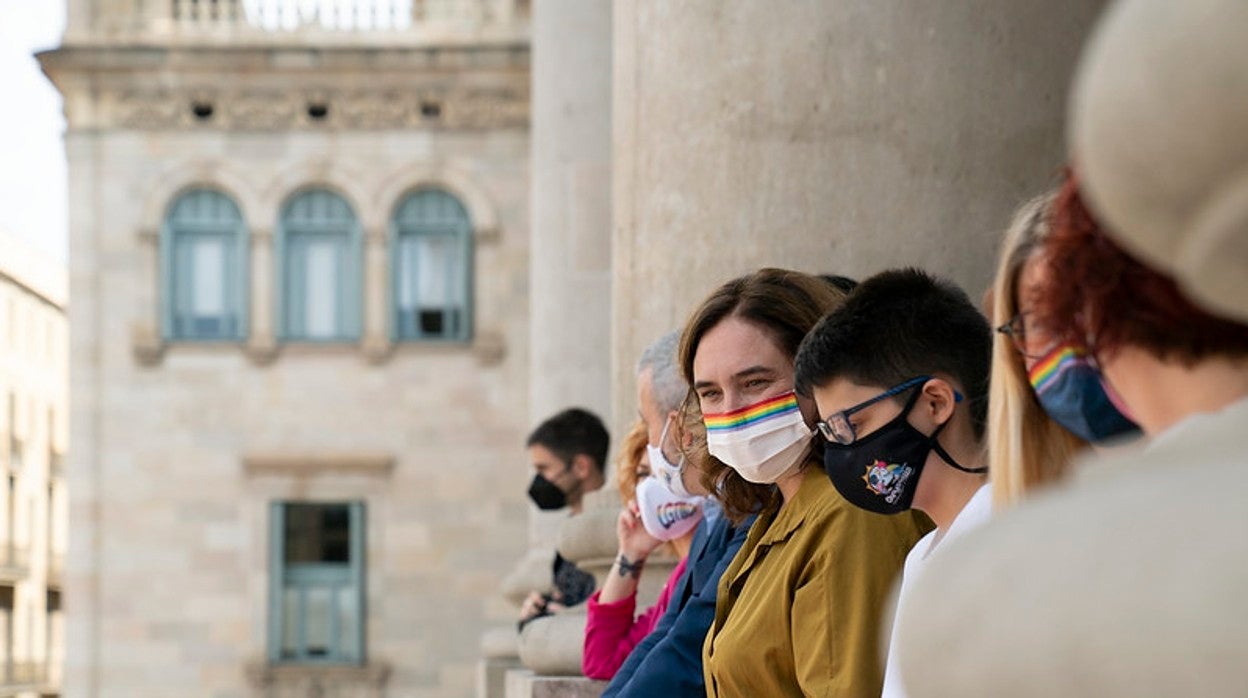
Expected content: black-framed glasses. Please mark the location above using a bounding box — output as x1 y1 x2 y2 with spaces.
814 376 931 445
995 312 1055 360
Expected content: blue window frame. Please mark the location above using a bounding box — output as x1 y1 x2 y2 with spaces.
162 189 247 341
267 501 365 665
391 189 472 341
278 190 362 341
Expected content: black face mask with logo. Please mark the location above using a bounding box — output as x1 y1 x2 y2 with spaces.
527 473 568 511
822 389 986 515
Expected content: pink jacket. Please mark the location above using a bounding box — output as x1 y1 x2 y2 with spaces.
582 558 689 681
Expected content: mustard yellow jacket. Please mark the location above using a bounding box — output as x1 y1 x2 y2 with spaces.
703 466 932 697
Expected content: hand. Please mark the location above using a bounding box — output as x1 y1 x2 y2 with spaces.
519 590 565 622
519 591 546 621
616 501 663 563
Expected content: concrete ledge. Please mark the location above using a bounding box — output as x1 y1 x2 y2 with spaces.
505 669 606 698
245 661 391 698
517 612 586 676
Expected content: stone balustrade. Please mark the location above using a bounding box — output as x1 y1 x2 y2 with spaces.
499 489 679 698
70 0 528 44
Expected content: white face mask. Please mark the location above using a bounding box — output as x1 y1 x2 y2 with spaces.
648 416 694 499
704 391 813 484
635 475 705 541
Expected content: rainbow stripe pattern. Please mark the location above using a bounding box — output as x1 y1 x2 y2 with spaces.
1028 343 1088 394
704 392 801 433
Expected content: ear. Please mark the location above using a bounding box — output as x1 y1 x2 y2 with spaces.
920 377 959 427
571 453 595 479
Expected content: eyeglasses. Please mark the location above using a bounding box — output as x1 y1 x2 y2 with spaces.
995 312 1055 360
814 376 931 445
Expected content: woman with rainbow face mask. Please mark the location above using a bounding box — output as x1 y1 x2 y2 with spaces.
987 190 1141 510
680 268 931 697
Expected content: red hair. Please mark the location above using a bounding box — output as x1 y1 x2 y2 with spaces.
1036 170 1248 364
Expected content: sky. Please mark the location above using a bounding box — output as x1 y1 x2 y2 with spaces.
0 0 67 262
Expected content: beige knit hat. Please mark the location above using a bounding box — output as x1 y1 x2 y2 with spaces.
1070 0 1248 322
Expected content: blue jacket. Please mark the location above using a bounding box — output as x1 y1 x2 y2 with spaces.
602 508 754 697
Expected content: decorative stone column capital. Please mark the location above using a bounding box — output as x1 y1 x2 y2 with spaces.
471 330 507 366
131 323 165 367
245 336 279 366
361 335 394 365
474 224 501 245
251 227 274 245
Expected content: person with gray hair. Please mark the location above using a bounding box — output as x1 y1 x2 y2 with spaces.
598 334 755 696
582 331 705 680
637 330 688 443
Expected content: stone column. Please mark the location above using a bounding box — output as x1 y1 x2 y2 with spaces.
499 1 614 695
611 0 1106 422
528 0 613 427
361 227 392 364
246 227 278 365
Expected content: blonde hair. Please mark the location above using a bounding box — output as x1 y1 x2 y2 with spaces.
614 419 651 505
988 193 1088 509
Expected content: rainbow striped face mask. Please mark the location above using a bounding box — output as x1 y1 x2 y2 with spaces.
1028 343 1140 443
704 392 813 484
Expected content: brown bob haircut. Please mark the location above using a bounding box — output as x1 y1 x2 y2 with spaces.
677 268 847 523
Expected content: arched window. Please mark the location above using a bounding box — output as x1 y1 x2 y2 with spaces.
391 189 472 341
279 190 361 341
162 189 247 341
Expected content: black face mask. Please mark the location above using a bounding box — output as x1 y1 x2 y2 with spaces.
822 388 986 515
527 473 568 511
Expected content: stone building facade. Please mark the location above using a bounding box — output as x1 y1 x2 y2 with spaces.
40 2 533 696
0 232 69 696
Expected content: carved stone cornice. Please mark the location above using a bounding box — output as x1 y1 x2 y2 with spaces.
242 453 396 478
103 86 528 132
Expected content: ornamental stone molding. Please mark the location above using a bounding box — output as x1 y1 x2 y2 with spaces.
103 85 528 132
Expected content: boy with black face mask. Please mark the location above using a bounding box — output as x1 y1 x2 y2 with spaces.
519 407 609 628
793 268 992 698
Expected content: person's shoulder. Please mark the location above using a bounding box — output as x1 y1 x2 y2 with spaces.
790 471 929 563
894 446 1248 696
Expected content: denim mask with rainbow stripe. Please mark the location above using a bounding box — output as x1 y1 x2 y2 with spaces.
1028 343 1140 443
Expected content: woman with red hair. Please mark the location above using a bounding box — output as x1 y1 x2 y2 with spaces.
891 172 1248 698
1035 173 1248 442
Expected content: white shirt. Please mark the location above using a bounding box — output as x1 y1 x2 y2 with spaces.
881 484 993 698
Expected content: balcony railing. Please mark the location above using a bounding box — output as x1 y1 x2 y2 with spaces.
90 0 529 43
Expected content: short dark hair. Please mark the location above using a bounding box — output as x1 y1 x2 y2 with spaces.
795 268 992 438
526 408 610 473
819 274 859 294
